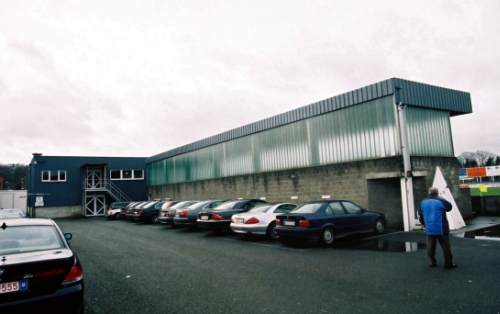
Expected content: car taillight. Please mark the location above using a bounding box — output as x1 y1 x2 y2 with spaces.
179 210 189 217
245 217 259 224
298 219 310 228
63 261 83 285
212 213 224 220
36 268 66 278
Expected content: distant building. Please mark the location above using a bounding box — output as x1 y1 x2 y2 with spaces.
27 154 147 218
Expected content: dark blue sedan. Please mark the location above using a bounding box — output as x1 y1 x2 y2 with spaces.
275 200 386 245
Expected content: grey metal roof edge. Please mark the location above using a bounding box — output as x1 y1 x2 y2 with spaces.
147 78 471 164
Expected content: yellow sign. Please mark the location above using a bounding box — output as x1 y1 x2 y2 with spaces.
479 185 488 193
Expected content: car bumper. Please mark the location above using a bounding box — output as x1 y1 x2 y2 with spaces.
197 219 231 230
230 223 267 235
158 216 174 224
275 226 322 240
0 282 83 313
173 217 196 226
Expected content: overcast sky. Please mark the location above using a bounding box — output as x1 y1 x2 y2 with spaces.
1 0 499 164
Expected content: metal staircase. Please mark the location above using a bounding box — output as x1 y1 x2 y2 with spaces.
82 179 132 216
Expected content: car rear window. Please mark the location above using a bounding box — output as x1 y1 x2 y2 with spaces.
111 202 128 209
187 201 210 210
171 201 196 209
248 205 271 213
213 201 241 211
291 203 323 214
0 225 65 255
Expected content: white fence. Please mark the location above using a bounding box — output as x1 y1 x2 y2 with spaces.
0 190 27 214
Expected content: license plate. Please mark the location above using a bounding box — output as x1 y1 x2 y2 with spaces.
236 218 244 223
0 280 28 294
161 212 166 216
201 215 209 220
284 221 295 226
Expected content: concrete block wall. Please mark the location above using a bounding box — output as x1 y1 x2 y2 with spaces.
149 156 471 230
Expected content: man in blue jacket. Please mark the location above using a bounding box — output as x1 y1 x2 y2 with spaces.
418 187 457 269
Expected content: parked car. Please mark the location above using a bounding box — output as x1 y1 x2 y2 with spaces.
158 201 199 225
132 201 162 224
0 208 25 219
106 201 130 220
0 218 84 313
230 203 297 239
124 201 149 220
173 200 225 227
197 199 268 231
275 200 386 245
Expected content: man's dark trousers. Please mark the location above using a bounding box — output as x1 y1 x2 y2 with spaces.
426 234 453 266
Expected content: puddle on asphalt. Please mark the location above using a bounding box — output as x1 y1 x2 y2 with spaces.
455 224 500 241
334 238 426 253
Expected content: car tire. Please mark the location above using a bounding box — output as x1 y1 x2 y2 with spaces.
266 222 279 240
151 215 159 224
374 219 385 234
321 227 335 246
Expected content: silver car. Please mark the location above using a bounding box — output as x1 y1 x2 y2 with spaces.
230 203 297 239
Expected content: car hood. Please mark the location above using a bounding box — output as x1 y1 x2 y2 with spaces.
0 248 73 266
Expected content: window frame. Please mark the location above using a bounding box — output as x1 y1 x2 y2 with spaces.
109 169 144 181
41 170 67 183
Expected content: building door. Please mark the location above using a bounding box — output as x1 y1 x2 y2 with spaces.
86 167 104 189
85 195 106 216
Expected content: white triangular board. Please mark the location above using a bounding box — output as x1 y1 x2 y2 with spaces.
432 167 466 230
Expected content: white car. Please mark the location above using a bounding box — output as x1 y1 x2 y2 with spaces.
230 203 297 239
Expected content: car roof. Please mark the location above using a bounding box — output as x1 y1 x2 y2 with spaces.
1 218 56 227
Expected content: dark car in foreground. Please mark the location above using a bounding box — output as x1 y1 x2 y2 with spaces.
197 199 267 231
275 200 385 245
173 200 224 227
0 218 84 313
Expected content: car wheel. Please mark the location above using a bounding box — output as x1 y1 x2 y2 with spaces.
151 215 159 224
321 227 335 246
266 222 279 240
374 219 385 234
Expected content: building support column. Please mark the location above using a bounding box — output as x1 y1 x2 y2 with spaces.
396 101 417 232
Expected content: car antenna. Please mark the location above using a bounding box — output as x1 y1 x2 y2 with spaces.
1 222 6 230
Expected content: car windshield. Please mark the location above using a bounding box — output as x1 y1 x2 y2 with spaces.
213 200 241 211
248 205 272 213
0 225 65 255
291 203 323 214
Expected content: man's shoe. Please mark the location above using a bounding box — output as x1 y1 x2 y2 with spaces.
444 264 457 269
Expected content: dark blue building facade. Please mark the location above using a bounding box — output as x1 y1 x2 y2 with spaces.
27 154 147 218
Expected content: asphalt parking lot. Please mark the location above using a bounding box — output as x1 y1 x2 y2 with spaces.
56 218 500 314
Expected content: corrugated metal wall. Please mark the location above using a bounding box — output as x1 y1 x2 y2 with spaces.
149 96 398 185
405 107 454 156
147 95 457 186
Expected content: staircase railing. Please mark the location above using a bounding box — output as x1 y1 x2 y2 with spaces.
82 179 132 202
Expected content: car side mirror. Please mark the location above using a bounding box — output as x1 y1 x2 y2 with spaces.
64 233 73 241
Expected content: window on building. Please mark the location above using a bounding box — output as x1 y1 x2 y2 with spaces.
42 171 50 181
41 170 67 182
133 169 144 179
110 170 121 180
110 169 144 180
122 170 132 179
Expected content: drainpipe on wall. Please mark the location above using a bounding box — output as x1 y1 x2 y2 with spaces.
395 90 417 232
